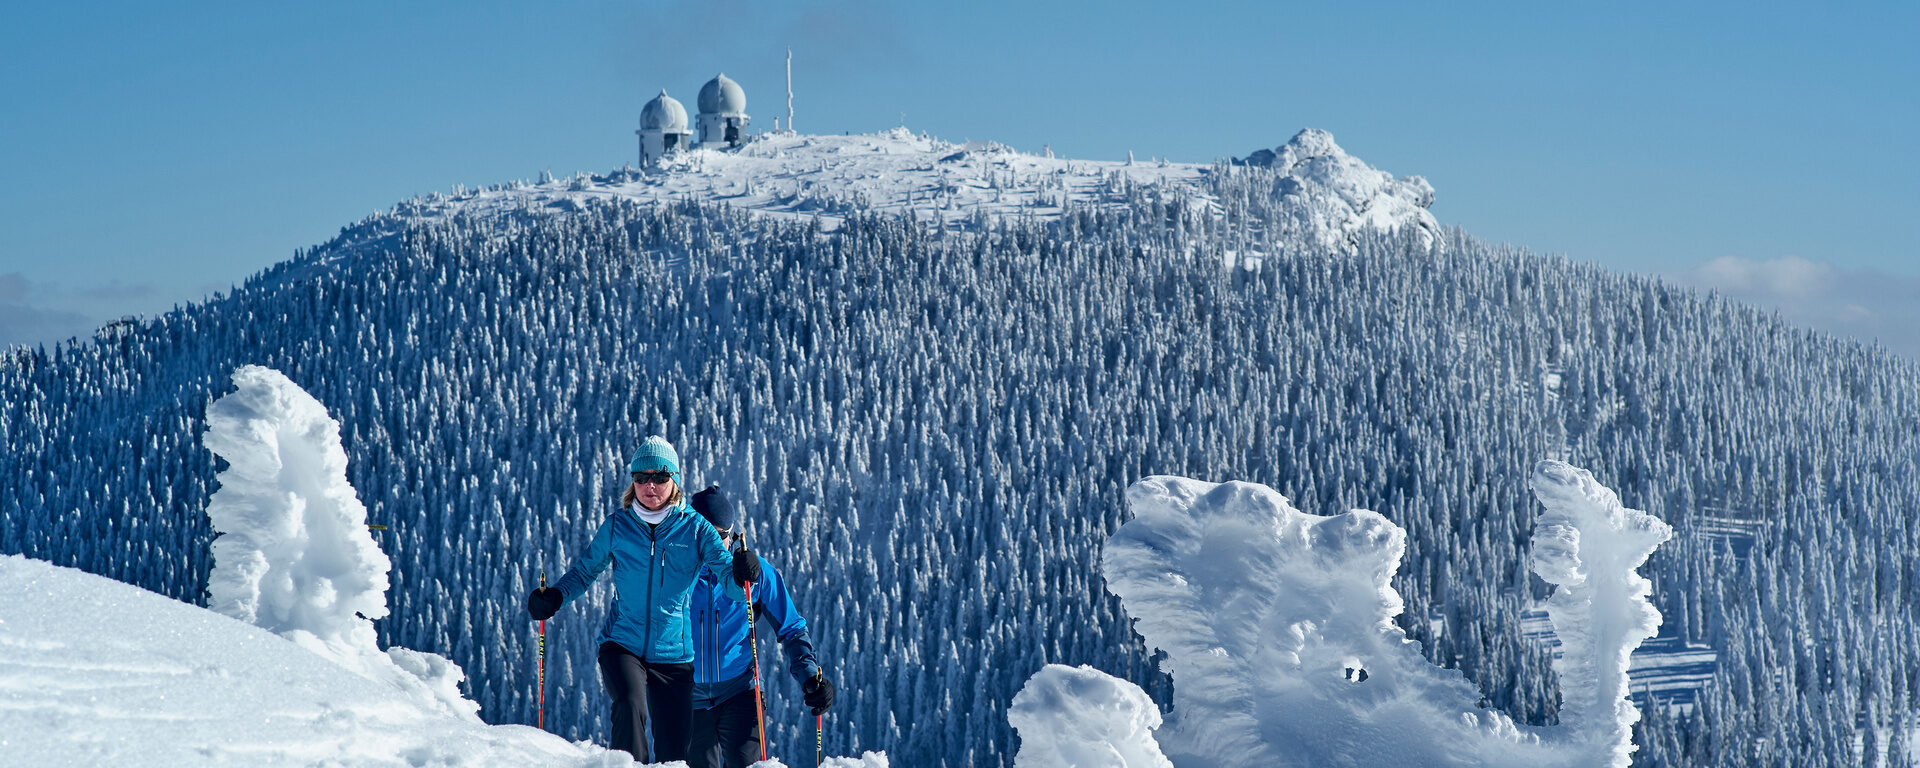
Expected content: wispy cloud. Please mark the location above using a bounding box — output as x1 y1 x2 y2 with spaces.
1673 256 1920 363
0 273 28 303
77 280 157 302
0 272 150 349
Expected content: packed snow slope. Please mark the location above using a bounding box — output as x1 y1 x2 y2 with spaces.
5 127 1920 767
0 554 618 768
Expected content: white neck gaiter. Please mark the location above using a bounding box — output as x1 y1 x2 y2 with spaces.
631 483 671 524
634 505 670 525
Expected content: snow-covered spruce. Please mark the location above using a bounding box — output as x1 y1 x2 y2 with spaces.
1090 462 1669 767
205 365 474 718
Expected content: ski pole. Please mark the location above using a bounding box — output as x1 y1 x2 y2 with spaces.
816 712 823 767
538 571 547 732
746 577 768 763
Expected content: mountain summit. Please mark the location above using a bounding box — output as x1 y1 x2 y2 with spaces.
1242 128 1440 250
392 126 1438 254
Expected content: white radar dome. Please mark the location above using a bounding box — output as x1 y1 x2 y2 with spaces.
641 91 689 131
697 74 747 115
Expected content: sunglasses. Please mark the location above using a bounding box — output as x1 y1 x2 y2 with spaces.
633 471 676 485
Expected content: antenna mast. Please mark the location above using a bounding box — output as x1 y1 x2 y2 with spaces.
786 48 795 134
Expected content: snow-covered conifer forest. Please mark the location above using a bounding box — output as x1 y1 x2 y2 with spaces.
4 131 1918 767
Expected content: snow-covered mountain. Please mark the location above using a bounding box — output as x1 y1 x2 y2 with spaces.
385 126 1438 253
4 127 1918 767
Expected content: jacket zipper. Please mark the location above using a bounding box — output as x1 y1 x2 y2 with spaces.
644 519 657 658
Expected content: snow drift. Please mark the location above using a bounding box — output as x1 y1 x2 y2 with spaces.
1068 460 1669 767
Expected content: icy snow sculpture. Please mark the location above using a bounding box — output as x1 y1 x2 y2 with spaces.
1528 460 1674 767
203 365 477 719
1092 460 1669 768
1009 664 1173 768
204 365 390 640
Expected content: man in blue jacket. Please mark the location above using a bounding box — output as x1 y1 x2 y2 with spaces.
526 437 758 763
687 486 836 768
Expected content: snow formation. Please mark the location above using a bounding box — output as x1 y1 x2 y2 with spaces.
0 554 614 766
1086 460 1670 767
389 127 1436 254
204 365 391 643
1528 460 1675 767
204 365 472 719
1009 664 1171 768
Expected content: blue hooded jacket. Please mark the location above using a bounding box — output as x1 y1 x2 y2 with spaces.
552 501 746 663
690 550 820 709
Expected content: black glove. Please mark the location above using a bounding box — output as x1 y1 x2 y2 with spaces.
733 548 762 586
526 587 561 620
803 672 835 715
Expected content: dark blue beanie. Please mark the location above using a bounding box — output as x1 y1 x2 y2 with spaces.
691 485 735 532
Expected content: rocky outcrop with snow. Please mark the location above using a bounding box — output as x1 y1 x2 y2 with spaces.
1242 128 1441 251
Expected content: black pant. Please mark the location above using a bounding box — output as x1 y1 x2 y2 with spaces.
688 688 764 768
597 642 696 762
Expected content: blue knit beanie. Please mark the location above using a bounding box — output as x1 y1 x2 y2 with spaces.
628 436 680 474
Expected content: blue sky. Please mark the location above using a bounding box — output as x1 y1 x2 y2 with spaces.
3 1 1916 355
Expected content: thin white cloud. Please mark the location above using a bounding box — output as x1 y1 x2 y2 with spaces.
0 273 28 303
0 272 142 349
1674 256 1920 363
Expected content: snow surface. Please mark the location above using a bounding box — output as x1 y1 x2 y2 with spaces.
0 366 889 768
1084 460 1670 768
1009 664 1171 768
386 127 1438 253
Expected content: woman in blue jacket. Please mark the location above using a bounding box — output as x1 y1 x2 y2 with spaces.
525 436 760 763
686 486 836 768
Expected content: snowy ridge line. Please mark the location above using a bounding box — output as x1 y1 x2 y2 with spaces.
378 126 1438 253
